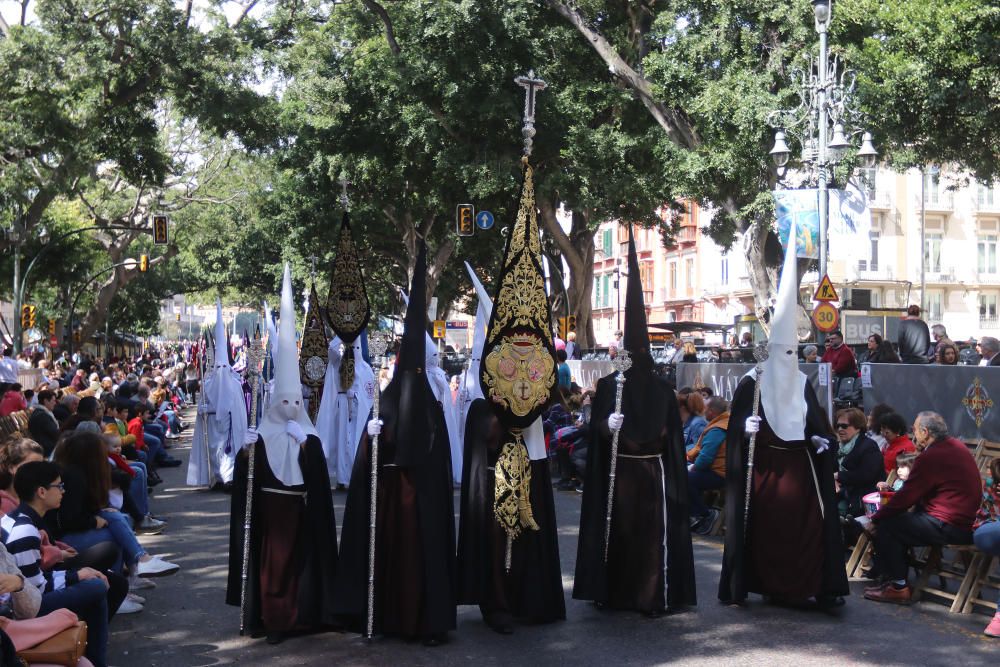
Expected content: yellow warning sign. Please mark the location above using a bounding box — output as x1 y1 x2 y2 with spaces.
814 274 839 302
432 320 446 339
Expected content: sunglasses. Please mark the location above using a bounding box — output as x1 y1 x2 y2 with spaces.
835 423 851 429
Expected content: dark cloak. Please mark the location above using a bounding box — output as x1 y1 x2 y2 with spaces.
332 376 457 638
573 371 696 612
457 398 565 623
225 434 339 635
718 375 848 603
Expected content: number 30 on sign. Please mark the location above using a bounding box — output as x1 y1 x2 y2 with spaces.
812 302 839 333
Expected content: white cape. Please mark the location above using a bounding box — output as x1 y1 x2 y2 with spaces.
315 339 376 485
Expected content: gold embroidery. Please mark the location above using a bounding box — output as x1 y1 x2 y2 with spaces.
299 285 329 421
325 221 370 339
482 332 555 417
494 434 539 565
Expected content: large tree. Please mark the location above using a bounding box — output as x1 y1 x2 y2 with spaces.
542 0 1000 326
0 0 273 339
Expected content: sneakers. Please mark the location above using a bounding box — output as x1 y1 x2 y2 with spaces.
117 598 143 614
692 509 723 536
131 577 156 591
985 612 1000 638
127 592 146 604
136 516 166 535
863 582 912 605
136 556 180 578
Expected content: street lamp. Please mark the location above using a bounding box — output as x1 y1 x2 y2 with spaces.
919 165 941 315
767 0 877 280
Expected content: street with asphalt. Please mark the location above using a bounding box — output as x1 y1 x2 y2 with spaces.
107 409 997 666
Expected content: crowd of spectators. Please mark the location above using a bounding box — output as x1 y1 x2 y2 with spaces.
0 343 193 666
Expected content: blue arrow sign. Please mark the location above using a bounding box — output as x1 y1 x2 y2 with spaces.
476 210 495 230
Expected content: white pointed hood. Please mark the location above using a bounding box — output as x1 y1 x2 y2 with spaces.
258 264 318 486
463 262 491 406
214 299 229 368
760 221 807 441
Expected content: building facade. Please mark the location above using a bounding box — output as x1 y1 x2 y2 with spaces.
589 166 1000 346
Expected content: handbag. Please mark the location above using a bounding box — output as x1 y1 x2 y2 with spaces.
17 621 87 667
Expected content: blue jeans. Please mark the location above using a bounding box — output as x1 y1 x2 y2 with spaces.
40 578 110 667
144 432 165 467
688 467 726 519
974 520 1000 556
128 462 149 516
62 512 146 571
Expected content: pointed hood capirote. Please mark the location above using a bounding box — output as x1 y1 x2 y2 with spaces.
479 159 556 430
389 240 433 468
760 220 807 442
623 224 649 355
463 261 492 408
258 263 318 487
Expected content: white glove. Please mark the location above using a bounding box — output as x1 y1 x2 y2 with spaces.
744 416 762 434
243 427 258 447
285 420 307 445
607 412 624 432
810 435 830 454
367 419 383 437
855 515 873 533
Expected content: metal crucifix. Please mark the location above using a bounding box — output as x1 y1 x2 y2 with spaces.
338 172 350 212
515 69 547 156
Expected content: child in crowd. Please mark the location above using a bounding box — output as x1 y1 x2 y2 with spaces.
878 451 919 493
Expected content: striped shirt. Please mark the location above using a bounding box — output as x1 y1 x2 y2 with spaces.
0 503 78 593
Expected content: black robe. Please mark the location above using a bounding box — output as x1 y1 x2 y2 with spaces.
332 388 456 638
719 376 848 604
573 373 696 612
457 398 565 624
225 434 339 635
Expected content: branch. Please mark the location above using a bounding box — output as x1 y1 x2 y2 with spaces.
360 0 401 56
0 12 10 37
234 0 260 28
542 0 700 148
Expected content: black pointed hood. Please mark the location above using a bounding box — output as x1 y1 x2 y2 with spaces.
391 240 432 466
623 224 649 355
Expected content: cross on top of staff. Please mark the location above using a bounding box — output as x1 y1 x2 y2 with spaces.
515 69 547 156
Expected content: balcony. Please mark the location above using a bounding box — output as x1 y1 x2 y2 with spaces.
853 263 895 282
980 317 1000 330
972 196 1000 214
917 191 954 213
977 272 1000 285
866 189 892 211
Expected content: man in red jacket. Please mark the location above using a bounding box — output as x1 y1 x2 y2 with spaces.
820 330 857 378
863 411 982 604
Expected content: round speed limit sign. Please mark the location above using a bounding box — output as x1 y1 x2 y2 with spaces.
812 302 839 333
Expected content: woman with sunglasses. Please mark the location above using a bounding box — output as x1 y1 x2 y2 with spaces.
832 408 885 529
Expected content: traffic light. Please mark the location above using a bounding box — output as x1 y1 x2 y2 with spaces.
175 312 181 322
20 305 31 329
567 315 576 334
73 331 80 343
48 319 56 336
139 254 149 272
456 204 474 237
152 214 169 245
557 316 567 340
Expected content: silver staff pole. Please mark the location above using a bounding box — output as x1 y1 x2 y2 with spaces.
603 350 632 562
743 344 768 542
365 331 390 640
239 331 264 635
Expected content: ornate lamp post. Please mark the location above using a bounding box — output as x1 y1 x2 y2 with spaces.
766 0 878 280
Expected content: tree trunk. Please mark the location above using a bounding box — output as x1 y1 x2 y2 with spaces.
75 250 176 343
537 196 597 349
